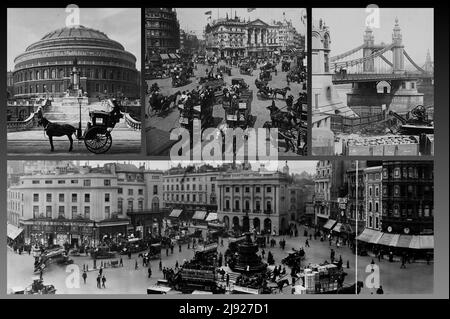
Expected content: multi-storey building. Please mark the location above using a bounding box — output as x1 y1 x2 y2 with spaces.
364 165 383 231
381 161 433 235
205 16 248 58
313 160 348 227
162 166 220 218
145 8 180 56
217 166 296 235
7 162 166 246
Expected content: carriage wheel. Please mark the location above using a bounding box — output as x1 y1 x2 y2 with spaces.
84 127 112 154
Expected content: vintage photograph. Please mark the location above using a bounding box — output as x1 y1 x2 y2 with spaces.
7 159 434 295
144 8 308 157
6 8 142 155
311 8 434 156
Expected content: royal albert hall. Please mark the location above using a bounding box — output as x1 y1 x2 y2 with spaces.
12 25 139 99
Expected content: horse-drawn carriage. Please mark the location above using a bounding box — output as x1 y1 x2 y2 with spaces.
281 60 291 72
172 73 190 87
178 97 214 133
260 62 276 73
259 70 272 82
239 63 253 76
223 96 253 129
263 100 308 155
36 98 124 154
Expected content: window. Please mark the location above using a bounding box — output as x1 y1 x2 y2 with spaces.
235 187 240 193
375 202 379 213
71 180 78 184
375 187 379 197
245 187 250 193
105 206 110 219
193 194 196 202
105 194 110 202
58 180 65 184
118 188 123 194
118 198 123 213
46 206 52 218
245 200 250 211
59 194 65 202
128 189 133 196
72 194 77 203
256 201 261 211
104 179 111 186
33 206 39 218
225 200 230 210
128 200 133 211
256 187 261 193
58 206 65 218
267 187 272 193
235 200 240 210
138 200 143 210
226 187 230 193
71 206 77 218
84 194 90 203
266 201 272 212
153 186 158 195
33 194 39 202
45 180 52 184
83 180 91 187
211 184 215 192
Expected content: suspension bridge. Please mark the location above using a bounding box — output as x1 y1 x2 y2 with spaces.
330 18 433 85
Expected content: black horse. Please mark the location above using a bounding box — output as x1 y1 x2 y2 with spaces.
272 87 291 100
37 113 77 152
266 101 297 129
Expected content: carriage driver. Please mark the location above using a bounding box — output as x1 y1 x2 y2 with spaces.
108 99 123 124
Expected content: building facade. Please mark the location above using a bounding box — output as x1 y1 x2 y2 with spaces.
381 161 433 235
364 166 383 231
313 160 348 226
162 168 220 217
205 16 248 58
12 25 139 99
145 8 180 57
217 169 294 235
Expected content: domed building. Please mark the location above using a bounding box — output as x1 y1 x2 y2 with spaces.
12 25 139 99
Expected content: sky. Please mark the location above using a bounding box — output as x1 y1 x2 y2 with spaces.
78 160 317 175
7 8 141 71
176 8 307 39
313 8 433 65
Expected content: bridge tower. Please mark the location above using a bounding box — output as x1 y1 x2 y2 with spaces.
391 18 405 74
363 27 375 73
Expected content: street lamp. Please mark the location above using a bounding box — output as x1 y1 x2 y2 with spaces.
77 97 83 139
92 221 98 269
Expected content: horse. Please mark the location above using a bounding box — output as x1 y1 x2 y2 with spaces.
272 87 291 100
37 115 77 152
159 91 181 114
266 101 296 129
276 278 290 292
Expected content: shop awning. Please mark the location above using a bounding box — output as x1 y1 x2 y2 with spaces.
205 212 218 222
419 235 434 249
377 232 396 246
332 223 343 233
323 219 337 230
396 235 413 248
168 54 177 59
160 54 170 60
7 224 24 240
356 228 382 243
169 209 183 218
174 54 181 59
192 210 207 220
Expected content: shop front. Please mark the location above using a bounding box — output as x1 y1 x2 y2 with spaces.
127 210 163 239
20 218 95 248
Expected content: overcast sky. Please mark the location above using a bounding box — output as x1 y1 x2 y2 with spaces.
176 8 306 39
313 8 433 65
7 8 141 71
78 160 317 175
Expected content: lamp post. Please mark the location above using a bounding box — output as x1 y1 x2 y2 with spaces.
92 221 97 269
77 97 83 139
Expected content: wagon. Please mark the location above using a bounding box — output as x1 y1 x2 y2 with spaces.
239 64 253 76
259 70 272 81
224 96 253 129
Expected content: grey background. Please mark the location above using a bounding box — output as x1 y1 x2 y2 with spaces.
0 5 448 299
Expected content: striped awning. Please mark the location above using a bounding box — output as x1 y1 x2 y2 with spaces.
332 223 343 233
377 233 396 246
192 210 207 220
396 235 413 248
7 224 24 240
356 228 383 244
419 235 434 249
168 54 177 59
169 209 183 218
323 219 337 230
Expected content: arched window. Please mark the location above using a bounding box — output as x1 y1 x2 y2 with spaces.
43 70 49 79
51 69 56 79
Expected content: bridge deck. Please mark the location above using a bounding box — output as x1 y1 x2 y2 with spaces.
332 72 432 84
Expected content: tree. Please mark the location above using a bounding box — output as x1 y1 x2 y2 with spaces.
267 251 275 265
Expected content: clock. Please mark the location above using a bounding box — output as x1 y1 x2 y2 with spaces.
387 226 392 232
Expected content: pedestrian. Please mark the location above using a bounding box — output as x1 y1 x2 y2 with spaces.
175 260 179 269
135 259 139 270
179 244 182 253
371 259 375 265
163 268 166 279
262 249 265 259
148 267 152 278
376 286 384 294
96 275 101 288
99 267 103 276
159 260 162 271
101 275 106 288
82 271 87 284
170 245 174 254
166 248 169 257
221 239 224 247
226 274 230 287
119 257 123 267
305 239 310 248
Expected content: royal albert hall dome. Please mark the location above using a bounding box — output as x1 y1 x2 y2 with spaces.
13 25 139 98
